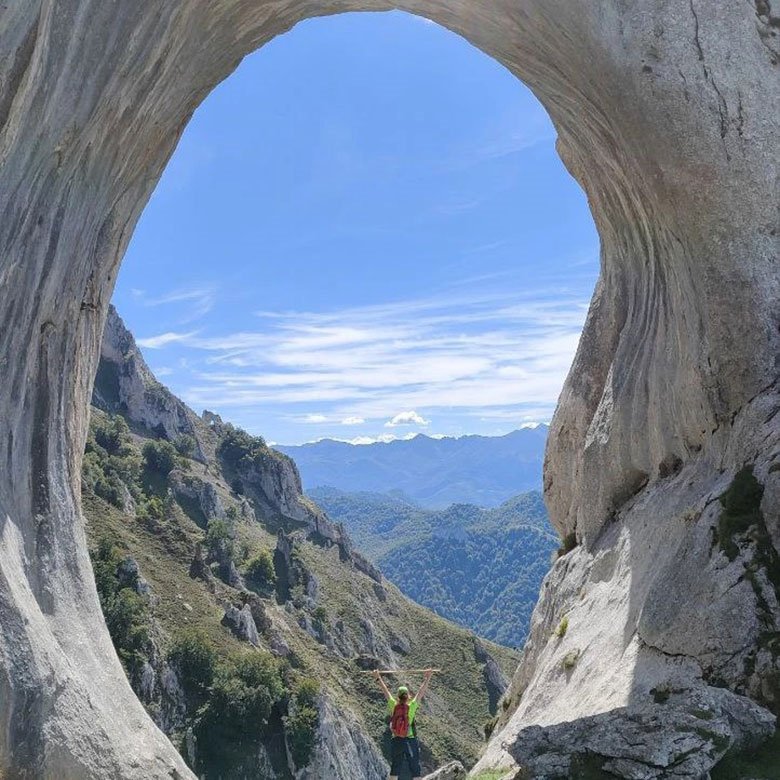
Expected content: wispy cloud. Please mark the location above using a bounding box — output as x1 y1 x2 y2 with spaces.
136 286 590 437
137 331 198 349
136 285 217 324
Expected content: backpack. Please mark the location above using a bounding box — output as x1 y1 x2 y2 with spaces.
390 701 411 738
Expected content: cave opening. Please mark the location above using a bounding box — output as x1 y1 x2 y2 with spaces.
1 2 774 778
81 13 598 775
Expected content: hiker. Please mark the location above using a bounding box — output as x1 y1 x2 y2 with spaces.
372 668 434 780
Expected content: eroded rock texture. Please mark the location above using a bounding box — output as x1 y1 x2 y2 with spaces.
0 1 777 777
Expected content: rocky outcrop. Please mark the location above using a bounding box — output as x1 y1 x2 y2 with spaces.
507 687 774 779
189 543 212 583
116 556 152 597
169 471 226 527
474 638 509 714
0 1 777 777
423 762 467 780
476 439 780 775
221 604 260 646
298 693 388 780
94 306 210 462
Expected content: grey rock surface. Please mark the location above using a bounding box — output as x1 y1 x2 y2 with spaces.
295 692 389 780
422 761 467 780
475 431 780 776
221 604 260 646
475 638 510 713
0 0 777 777
95 306 209 462
169 471 226 526
116 556 142 591
507 688 774 779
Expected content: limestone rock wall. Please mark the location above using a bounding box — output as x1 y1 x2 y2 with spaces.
297 693 389 780
476 396 780 775
0 0 777 777
94 306 210 462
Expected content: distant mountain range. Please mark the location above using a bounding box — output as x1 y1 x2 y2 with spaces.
309 487 558 647
276 427 548 509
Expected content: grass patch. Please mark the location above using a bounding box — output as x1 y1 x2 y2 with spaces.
716 466 764 560
562 649 580 671
555 615 569 638
557 531 578 558
712 729 780 779
651 684 670 704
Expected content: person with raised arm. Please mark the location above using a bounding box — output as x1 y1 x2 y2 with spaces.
372 668 434 780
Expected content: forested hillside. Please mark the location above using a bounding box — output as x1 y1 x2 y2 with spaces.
309 488 557 647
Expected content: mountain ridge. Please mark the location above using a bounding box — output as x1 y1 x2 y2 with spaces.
276 427 547 509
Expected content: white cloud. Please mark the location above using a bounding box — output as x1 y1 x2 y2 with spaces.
137 331 197 349
304 414 328 423
341 416 365 426
385 411 430 428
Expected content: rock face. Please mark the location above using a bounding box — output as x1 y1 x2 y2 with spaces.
474 638 509 714
95 306 209 462
507 686 775 779
297 693 389 780
422 761 467 780
0 1 777 778
475 452 780 775
221 604 260 646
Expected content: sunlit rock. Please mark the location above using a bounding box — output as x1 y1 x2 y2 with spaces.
0 0 777 776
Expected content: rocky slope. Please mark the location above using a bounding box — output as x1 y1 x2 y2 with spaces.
309 488 557 647
82 307 518 779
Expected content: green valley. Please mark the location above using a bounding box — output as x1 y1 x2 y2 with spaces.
309 488 557 648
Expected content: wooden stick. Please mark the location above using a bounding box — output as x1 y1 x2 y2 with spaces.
364 669 442 673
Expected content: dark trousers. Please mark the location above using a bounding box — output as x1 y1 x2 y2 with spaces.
390 736 421 777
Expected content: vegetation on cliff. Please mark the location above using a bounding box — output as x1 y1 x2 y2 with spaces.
82 394 518 778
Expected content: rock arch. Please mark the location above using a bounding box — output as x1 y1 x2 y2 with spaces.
0 1 777 777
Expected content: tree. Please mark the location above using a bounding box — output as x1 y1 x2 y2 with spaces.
142 439 178 476
245 550 276 591
284 678 320 768
168 630 218 695
197 652 285 744
174 434 196 458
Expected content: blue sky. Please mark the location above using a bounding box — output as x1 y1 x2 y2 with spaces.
113 11 598 445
